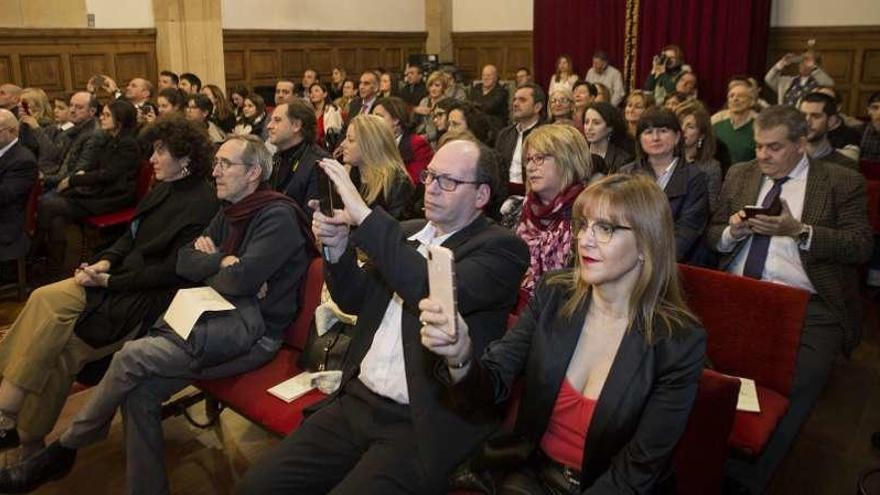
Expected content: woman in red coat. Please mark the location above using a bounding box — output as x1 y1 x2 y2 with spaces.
372 96 433 185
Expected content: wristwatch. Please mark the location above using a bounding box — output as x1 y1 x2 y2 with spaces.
796 224 811 248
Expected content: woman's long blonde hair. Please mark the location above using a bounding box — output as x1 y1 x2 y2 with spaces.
549 174 698 343
347 114 409 205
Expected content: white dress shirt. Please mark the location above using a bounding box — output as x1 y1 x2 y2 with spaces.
359 222 457 404
509 120 539 184
718 154 816 293
0 137 19 159
585 65 625 106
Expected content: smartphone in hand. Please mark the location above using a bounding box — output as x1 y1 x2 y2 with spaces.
427 245 457 338
316 162 343 217
743 205 770 219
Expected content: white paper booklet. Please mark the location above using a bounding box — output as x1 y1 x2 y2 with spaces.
736 377 761 413
164 287 235 340
267 372 316 403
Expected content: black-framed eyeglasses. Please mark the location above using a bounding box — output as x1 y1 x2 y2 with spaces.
213 157 249 171
419 169 484 192
573 219 632 244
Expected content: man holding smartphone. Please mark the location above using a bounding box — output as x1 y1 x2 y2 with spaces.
238 139 529 494
708 105 872 493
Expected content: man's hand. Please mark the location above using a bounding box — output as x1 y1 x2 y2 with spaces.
728 210 752 241
748 200 802 238
220 255 240 268
309 199 351 264
318 158 371 226
780 52 798 67
194 236 218 254
74 262 111 287
418 298 472 381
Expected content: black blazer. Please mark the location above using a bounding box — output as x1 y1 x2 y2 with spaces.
0 141 37 257
63 131 141 215
603 144 633 173
451 274 706 493
620 160 709 261
271 142 330 220
494 121 543 184
323 208 530 491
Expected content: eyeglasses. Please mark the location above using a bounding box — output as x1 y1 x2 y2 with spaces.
524 154 552 167
419 169 483 192
431 110 446 119
213 157 249 171
550 97 571 105
573 219 632 244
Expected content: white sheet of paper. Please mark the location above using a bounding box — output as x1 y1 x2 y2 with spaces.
736 377 761 413
267 372 316 403
164 287 235 340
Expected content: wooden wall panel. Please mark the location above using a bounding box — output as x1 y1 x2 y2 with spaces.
768 26 880 119
224 50 245 81
451 31 533 82
0 29 157 101
223 30 426 92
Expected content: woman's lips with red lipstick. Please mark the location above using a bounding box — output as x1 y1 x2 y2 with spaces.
582 255 599 264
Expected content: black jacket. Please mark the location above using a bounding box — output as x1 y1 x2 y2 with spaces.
603 144 633 174
620 160 709 261
0 141 37 259
450 274 706 493
399 81 427 107
74 176 219 347
63 131 141 215
322 208 529 492
469 83 509 130
270 141 330 220
495 121 543 184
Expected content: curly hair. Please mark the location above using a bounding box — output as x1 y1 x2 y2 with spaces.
139 113 214 179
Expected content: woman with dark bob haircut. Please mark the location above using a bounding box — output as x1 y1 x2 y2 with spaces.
0 114 219 458
620 107 709 261
419 173 706 494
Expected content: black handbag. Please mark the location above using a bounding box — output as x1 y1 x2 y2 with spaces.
297 320 352 372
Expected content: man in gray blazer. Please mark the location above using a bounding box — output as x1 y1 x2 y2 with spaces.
707 105 872 493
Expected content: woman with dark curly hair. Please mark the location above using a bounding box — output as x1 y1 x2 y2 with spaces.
0 114 219 459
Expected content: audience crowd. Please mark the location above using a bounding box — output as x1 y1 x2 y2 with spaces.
0 40 876 495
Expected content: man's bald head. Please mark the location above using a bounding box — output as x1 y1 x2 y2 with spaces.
0 84 22 110
0 109 19 147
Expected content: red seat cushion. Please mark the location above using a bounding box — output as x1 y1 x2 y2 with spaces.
195 347 327 436
85 207 136 228
728 385 790 456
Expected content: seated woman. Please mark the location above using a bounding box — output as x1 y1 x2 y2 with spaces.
156 87 184 116
201 84 236 133
378 71 399 99
512 124 595 295
228 84 249 123
309 82 343 148
0 115 218 458
675 101 722 213
185 93 225 144
620 107 709 262
623 90 654 152
372 96 434 185
35 100 142 278
333 79 357 122
572 81 597 130
419 173 706 494
583 102 633 173
338 114 414 219
548 87 575 124
232 94 268 140
446 100 492 146
414 71 450 147
549 54 579 93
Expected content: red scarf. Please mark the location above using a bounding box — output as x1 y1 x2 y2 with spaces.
520 182 585 231
221 186 318 258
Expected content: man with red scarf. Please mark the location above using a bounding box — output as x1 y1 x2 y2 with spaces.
0 135 317 494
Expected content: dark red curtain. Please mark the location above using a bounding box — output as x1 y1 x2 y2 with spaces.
634 0 772 111
533 0 627 94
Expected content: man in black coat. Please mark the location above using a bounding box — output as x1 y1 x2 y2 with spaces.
494 83 545 194
267 100 330 219
400 64 427 107
0 109 38 263
469 64 509 131
347 70 380 119
237 139 530 494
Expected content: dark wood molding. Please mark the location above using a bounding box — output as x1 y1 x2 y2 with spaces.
768 25 880 118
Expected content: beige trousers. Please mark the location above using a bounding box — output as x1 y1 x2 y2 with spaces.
0 278 130 440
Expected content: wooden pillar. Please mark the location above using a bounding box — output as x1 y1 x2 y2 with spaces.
425 0 453 61
153 0 226 91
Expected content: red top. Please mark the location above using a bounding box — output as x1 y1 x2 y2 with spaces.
539 378 598 470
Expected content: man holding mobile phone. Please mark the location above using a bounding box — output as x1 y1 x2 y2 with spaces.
238 139 529 494
708 105 872 493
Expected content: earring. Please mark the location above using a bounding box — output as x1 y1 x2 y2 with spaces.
697 137 704 149
179 158 191 178
638 254 645 262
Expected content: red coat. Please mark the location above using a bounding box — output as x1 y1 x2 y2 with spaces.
400 132 433 185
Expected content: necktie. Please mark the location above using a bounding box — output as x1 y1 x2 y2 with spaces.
742 177 789 279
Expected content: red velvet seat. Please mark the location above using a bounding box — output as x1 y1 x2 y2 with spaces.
678 264 810 457
84 160 154 229
866 180 880 234
860 160 880 182
194 257 325 435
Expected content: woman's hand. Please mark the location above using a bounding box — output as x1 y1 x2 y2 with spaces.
318 158 371 226
413 105 431 116
56 177 70 193
418 298 472 376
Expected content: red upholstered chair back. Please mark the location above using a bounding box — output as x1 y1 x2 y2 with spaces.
24 180 42 237
861 160 880 182
135 160 155 201
285 257 324 351
866 180 880 234
672 369 741 495
678 264 809 397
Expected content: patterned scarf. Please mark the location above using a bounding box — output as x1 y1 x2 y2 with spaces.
515 182 585 294
783 75 819 107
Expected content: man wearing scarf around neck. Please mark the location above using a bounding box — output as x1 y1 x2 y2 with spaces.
0 135 317 494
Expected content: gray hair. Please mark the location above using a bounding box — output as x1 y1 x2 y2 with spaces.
226 134 273 181
754 105 808 142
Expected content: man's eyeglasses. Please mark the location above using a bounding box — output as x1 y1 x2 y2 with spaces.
573 219 632 244
213 158 249 171
419 169 484 192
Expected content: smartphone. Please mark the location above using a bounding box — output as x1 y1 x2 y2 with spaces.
316 162 342 217
427 245 458 338
743 203 782 219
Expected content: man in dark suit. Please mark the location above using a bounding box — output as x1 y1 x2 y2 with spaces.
237 139 530 494
494 83 544 194
347 70 380 119
707 105 873 493
266 100 329 219
0 109 38 265
469 64 509 131
399 64 427 107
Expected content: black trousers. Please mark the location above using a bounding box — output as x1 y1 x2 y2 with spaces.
236 379 433 495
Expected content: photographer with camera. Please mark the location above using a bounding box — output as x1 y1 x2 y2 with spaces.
765 48 834 107
644 44 689 105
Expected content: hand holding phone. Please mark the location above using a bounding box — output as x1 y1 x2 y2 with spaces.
742 205 770 219
317 161 343 217
427 245 457 338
